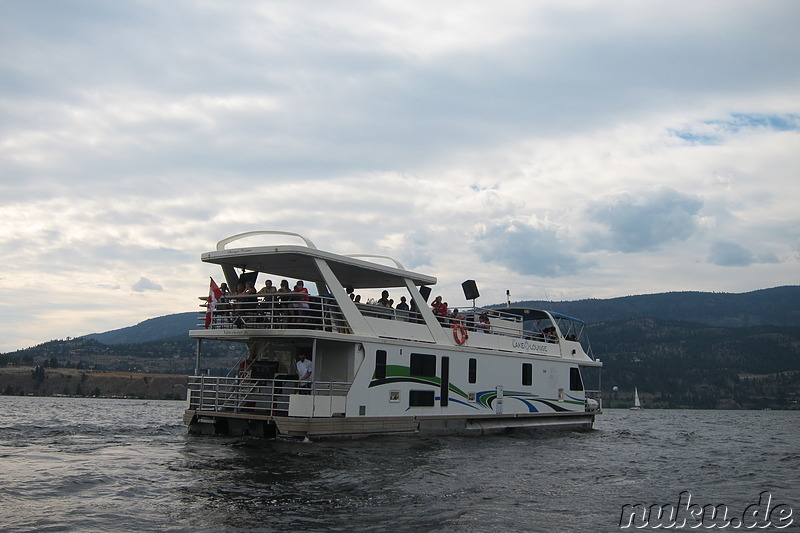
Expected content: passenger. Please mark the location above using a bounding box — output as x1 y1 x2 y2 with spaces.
431 296 447 322
295 353 313 393
277 279 292 322
439 302 449 324
449 307 465 324
258 279 277 296
217 283 232 315
231 281 247 316
431 295 441 312
531 318 545 340
243 280 257 314
377 290 392 307
292 280 310 322
476 312 491 333
258 279 278 320
354 294 362 303
395 296 409 311
233 281 246 300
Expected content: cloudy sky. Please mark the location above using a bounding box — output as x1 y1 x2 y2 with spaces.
1 1 799 352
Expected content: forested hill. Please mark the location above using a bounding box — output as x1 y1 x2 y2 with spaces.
84 312 198 345
512 286 800 327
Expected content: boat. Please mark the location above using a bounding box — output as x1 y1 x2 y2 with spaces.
630 387 642 410
184 230 603 438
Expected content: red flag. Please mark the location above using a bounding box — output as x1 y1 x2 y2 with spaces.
205 277 223 328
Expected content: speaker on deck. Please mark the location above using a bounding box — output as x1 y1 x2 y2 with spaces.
419 286 432 302
462 279 480 301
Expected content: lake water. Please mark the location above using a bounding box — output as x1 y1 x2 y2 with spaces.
1 396 798 532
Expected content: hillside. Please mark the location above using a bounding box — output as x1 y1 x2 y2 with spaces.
512 286 800 327
589 318 800 409
84 312 198 344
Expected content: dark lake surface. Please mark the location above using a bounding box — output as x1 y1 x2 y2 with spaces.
1 396 798 532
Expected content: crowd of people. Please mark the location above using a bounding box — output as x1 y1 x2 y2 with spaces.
217 279 547 337
216 278 314 325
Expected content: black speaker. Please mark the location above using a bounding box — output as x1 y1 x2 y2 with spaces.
239 271 259 286
419 286 432 302
462 279 480 300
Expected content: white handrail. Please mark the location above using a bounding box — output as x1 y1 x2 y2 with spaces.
216 230 317 251
344 254 406 270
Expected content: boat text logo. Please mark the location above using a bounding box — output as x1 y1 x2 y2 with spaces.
619 491 793 529
511 339 548 353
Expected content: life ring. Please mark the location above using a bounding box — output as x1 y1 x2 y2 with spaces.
452 323 469 345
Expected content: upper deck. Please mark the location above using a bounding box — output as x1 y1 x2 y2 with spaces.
191 231 599 365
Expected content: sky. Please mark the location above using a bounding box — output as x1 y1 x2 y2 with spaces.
1 1 799 352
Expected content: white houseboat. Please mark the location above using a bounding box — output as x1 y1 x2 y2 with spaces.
184 231 602 438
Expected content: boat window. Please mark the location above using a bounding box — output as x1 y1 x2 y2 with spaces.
410 353 436 377
375 350 387 380
522 363 532 386
570 367 584 391
409 390 435 407
468 358 477 384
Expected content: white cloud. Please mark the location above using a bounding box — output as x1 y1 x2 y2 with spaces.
131 277 164 292
585 187 704 253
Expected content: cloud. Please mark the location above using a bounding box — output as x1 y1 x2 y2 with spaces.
474 220 585 277
131 277 163 292
585 188 704 253
671 113 800 145
708 241 780 267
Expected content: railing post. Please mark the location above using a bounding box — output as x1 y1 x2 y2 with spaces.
194 339 202 376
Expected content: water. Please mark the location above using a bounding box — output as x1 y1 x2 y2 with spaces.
1 397 798 532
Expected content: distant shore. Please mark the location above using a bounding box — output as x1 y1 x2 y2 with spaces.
0 367 188 400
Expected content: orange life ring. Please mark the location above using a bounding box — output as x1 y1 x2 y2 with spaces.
452 323 468 345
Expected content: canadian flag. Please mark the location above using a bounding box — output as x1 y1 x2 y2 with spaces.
205 277 223 328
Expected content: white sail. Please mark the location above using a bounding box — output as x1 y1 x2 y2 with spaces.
631 387 642 410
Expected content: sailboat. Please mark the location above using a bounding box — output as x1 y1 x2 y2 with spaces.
630 387 643 410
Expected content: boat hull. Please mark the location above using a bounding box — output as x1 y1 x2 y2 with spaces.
184 409 597 438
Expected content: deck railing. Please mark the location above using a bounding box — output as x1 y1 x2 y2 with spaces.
584 389 603 412
187 375 351 417
197 295 558 344
201 294 352 331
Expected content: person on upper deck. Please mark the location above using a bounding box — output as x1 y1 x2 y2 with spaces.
377 290 392 307
292 280 310 322
242 280 258 314
476 312 491 333
217 283 232 314
276 280 291 321
431 295 444 315
259 279 277 296
449 307 465 324
257 279 278 317
395 296 409 311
